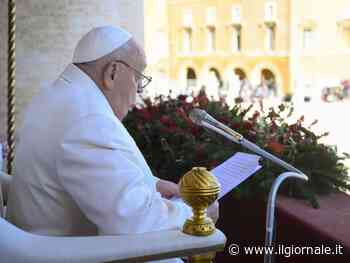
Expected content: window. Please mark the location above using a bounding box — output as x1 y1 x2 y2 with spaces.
206 7 216 26
233 26 242 52
183 10 192 27
207 27 216 52
266 26 276 51
183 28 193 53
302 28 314 49
232 6 241 23
265 2 277 21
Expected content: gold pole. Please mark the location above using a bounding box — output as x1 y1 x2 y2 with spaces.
7 0 16 175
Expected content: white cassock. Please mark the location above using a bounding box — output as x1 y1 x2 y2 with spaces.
7 64 192 263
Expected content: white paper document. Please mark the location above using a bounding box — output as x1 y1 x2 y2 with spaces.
211 152 262 199
171 152 262 202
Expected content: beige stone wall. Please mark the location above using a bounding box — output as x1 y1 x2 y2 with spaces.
168 0 291 55
165 0 349 98
289 0 350 98
167 0 292 94
0 0 144 139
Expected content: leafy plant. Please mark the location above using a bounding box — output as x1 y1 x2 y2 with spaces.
123 92 350 208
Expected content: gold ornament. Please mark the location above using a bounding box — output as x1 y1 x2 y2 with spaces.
179 167 220 236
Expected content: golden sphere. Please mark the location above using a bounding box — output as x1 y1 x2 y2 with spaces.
179 167 220 209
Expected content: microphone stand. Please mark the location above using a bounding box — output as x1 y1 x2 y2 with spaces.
202 122 303 174
201 122 308 263
264 172 308 263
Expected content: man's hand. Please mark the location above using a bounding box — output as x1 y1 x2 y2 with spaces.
156 180 219 222
156 179 180 199
207 201 219 224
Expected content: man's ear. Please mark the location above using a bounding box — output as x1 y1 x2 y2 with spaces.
102 61 118 90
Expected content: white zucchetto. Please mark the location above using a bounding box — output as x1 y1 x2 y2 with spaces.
72 26 132 63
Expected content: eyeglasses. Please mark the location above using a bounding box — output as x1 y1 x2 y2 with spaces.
114 60 152 93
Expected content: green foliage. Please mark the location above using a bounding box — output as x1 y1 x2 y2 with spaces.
123 93 350 208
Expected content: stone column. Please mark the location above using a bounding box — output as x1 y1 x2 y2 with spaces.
0 0 144 136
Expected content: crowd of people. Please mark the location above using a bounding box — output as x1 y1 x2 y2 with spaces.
193 77 279 106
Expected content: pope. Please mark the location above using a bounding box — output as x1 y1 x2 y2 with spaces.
7 26 218 263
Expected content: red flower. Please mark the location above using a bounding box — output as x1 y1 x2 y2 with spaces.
176 107 189 120
149 106 159 115
138 108 152 121
229 122 241 130
268 140 285 155
160 115 169 124
182 102 193 112
176 107 193 127
160 115 176 128
243 121 254 131
177 95 187 101
190 126 201 136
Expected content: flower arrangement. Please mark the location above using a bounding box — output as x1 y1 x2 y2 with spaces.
123 92 350 208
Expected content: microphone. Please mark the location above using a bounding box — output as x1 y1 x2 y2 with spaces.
189 108 304 174
189 109 243 144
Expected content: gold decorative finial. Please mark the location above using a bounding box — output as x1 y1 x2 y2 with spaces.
179 167 220 236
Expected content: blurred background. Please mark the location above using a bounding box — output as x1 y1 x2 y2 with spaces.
0 0 349 171
144 0 350 169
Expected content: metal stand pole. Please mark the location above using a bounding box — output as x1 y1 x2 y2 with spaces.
264 172 308 263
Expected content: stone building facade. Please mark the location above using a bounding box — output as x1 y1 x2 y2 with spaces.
144 0 350 102
289 0 350 100
167 0 291 101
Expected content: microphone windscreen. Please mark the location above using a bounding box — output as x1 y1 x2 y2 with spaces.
189 108 207 125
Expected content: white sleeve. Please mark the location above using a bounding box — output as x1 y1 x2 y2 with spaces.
56 114 192 235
